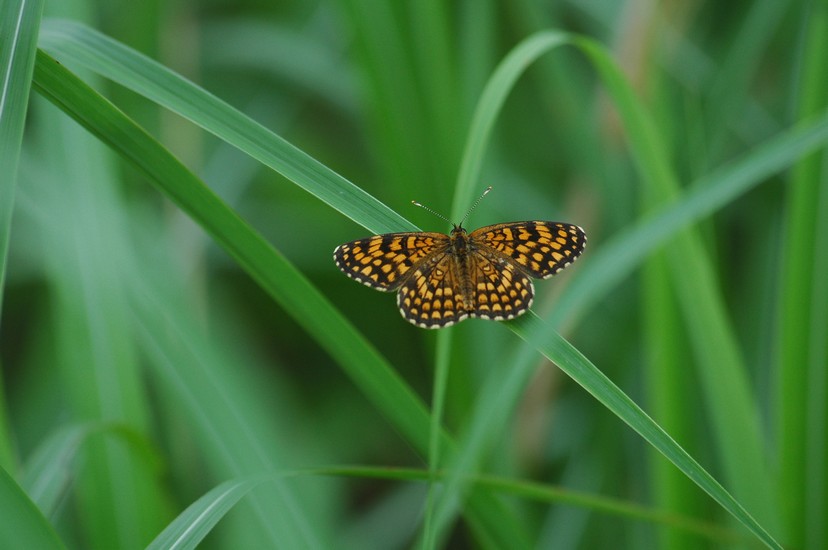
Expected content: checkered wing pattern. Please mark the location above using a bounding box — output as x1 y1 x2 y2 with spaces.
396 252 468 328
470 221 586 279
468 250 535 321
333 232 449 290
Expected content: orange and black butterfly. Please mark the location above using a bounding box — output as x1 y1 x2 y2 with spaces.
333 188 586 328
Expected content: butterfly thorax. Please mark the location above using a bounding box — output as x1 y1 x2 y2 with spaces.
449 225 469 253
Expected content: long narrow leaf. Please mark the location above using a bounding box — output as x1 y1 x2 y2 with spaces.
577 34 778 533
776 4 828 548
509 313 780 550
37 19 415 235
0 466 65 550
0 0 44 473
147 479 264 550
551 112 828 327
0 0 42 312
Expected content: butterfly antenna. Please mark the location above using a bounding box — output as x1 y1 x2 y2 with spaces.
412 186 492 228
411 198 452 225
458 186 492 227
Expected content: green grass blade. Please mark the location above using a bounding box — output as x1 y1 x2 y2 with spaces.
0 0 42 314
336 1 435 203
509 313 781 550
146 479 263 550
150 463 745 550
408 0 460 189
457 0 496 112
559 32 778 531
451 31 569 221
432 312 781 546
30 91 172 547
574 34 778 534
422 329 452 550
37 19 415 235
703 0 791 158
804 154 828 550
551 112 828 327
472 473 739 544
643 257 705 549
200 18 359 114
311 465 744 543
21 424 98 516
129 280 322 548
0 0 44 474
20 422 162 518
0 466 65 550
776 4 828 548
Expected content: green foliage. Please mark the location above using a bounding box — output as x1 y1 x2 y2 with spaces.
1 1 825 549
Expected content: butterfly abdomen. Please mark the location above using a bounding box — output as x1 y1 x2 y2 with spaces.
447 227 476 311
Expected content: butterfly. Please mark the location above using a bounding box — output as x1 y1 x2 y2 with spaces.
333 188 586 328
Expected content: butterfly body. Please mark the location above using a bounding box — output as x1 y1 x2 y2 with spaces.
334 221 586 329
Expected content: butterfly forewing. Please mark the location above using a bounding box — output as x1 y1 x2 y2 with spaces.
333 232 449 290
470 221 586 279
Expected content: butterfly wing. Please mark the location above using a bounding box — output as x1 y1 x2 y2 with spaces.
396 252 469 328
469 221 586 279
467 250 535 321
333 232 449 290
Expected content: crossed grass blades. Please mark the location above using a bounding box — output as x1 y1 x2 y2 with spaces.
334 189 586 328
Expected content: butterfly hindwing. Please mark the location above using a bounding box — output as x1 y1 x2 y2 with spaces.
467 251 535 321
396 252 469 328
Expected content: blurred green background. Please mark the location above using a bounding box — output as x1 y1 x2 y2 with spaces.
1 0 826 548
